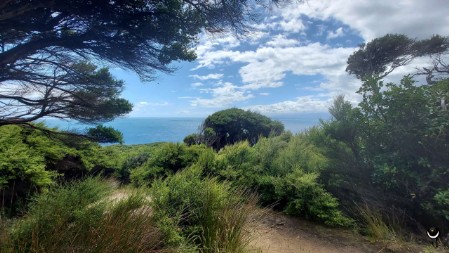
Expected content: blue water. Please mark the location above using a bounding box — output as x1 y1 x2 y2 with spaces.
41 113 330 145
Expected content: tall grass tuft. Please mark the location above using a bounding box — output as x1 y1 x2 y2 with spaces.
199 186 258 253
151 166 258 252
357 204 396 242
2 178 166 253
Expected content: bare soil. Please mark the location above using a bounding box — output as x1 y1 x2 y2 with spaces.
248 210 436 253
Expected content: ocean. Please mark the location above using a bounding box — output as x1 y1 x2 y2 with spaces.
41 113 330 145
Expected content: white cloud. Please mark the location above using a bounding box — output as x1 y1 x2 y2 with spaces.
189 73 224 80
266 34 300 47
137 101 169 106
130 101 170 116
195 42 358 94
327 27 344 39
279 18 306 33
190 82 254 108
277 0 449 40
259 92 270 96
187 0 448 114
245 96 330 114
191 82 204 87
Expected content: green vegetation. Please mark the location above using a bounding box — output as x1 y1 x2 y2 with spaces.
0 178 163 253
0 0 275 127
186 108 285 150
151 167 257 252
1 32 449 252
129 143 207 186
86 125 124 144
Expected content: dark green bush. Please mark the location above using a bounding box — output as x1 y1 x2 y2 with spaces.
194 108 284 150
197 135 352 227
129 143 207 186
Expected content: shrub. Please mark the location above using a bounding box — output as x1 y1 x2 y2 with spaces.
118 153 151 183
130 143 207 186
86 125 124 144
3 178 164 253
198 108 285 150
205 136 352 227
275 167 353 226
150 167 257 252
183 133 200 146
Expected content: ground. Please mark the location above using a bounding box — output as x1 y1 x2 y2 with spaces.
248 210 441 253
110 187 445 253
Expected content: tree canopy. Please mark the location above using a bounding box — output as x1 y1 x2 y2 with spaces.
319 34 449 229
192 108 284 150
346 34 449 81
0 0 280 126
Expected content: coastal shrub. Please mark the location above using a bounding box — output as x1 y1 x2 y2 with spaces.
0 124 125 214
118 153 151 183
275 167 353 226
130 143 207 186
183 133 200 146
193 136 351 227
214 141 255 185
150 167 256 252
3 178 164 253
193 108 285 150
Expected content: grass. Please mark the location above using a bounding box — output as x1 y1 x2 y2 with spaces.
356 203 419 252
150 166 259 252
357 204 394 242
1 174 259 253
198 187 258 253
1 178 166 253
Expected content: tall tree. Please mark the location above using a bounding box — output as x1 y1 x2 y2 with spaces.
0 0 281 126
346 34 449 81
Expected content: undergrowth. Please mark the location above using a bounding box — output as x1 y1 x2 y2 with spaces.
1 178 165 253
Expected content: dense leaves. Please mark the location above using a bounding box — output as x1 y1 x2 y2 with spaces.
0 0 277 125
319 77 449 230
87 125 124 144
346 34 449 80
193 108 285 150
0 124 119 212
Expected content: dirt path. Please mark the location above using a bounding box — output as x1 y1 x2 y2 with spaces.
248 210 416 253
108 188 435 253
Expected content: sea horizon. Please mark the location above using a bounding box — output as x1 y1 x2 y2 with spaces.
41 112 330 145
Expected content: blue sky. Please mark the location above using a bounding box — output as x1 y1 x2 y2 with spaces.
114 0 449 118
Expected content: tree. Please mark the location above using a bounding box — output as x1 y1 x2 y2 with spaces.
346 34 449 81
0 0 281 126
197 108 284 150
87 125 124 144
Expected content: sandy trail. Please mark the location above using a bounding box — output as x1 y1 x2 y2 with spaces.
108 188 431 253
249 210 397 253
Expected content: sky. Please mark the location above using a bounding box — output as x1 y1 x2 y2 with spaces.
115 0 449 118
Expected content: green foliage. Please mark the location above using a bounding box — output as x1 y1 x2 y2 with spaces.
346 34 448 80
0 125 56 190
2 178 164 253
203 134 352 227
150 167 256 252
183 133 200 146
275 167 353 226
319 74 449 228
198 108 285 150
86 125 124 144
129 143 208 186
0 124 128 214
0 0 273 125
357 204 396 242
433 189 449 221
